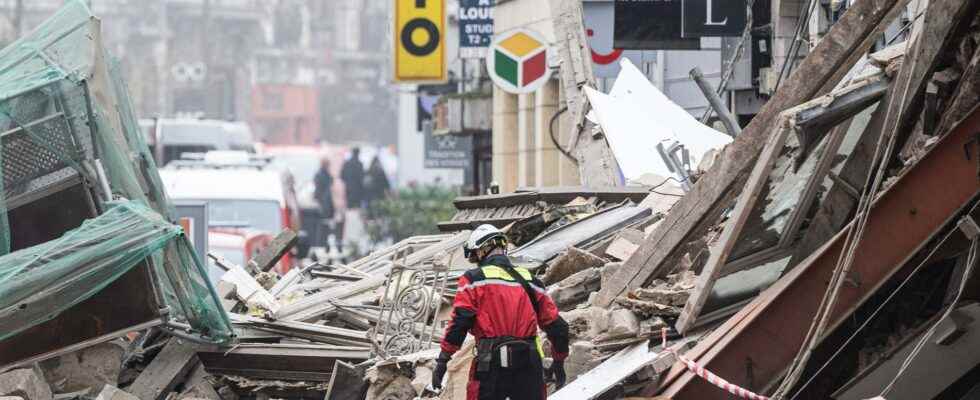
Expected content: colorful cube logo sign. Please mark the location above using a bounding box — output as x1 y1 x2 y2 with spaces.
487 28 552 94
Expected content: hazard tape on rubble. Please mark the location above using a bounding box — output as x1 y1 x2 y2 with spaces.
661 328 770 400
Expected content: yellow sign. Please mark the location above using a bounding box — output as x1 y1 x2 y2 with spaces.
394 0 446 82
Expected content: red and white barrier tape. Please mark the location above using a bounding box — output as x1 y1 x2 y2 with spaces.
662 328 770 400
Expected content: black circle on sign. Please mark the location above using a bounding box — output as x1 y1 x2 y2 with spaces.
401 18 440 56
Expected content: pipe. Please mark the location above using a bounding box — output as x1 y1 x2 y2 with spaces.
690 67 741 138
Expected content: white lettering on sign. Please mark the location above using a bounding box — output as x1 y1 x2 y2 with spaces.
704 0 728 26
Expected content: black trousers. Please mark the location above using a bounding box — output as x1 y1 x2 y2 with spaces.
473 349 546 400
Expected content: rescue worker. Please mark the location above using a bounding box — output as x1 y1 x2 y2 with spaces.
430 225 570 399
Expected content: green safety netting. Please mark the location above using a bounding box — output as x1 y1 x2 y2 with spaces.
0 201 183 341
0 1 232 343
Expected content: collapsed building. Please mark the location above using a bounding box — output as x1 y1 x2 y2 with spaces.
0 0 979 400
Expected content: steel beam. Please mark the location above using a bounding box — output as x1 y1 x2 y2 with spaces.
660 106 980 399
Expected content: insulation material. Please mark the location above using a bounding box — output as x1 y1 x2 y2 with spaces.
584 58 733 183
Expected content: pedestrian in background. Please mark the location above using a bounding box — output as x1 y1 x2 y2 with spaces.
365 154 391 215
313 157 336 250
341 147 365 209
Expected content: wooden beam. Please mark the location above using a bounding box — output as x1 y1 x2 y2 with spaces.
594 0 913 308
128 339 200 400
674 116 792 334
247 229 298 273
549 0 620 187
659 107 980 399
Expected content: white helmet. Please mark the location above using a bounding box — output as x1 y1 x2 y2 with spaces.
464 224 506 260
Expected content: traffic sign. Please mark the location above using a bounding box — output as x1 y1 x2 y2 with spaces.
394 0 447 83
487 28 552 94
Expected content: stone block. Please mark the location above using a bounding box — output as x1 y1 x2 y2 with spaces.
40 342 124 393
632 287 690 306
605 229 645 261
561 306 609 340
605 309 640 340
600 262 623 290
179 382 220 400
549 268 601 309
564 341 602 382
94 385 138 400
0 369 51 400
542 247 605 285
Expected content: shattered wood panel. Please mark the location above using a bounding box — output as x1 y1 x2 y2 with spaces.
661 108 980 399
727 73 889 271
674 118 792 334
789 93 893 266
594 0 912 308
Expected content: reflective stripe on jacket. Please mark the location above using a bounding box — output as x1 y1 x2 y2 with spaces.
440 254 569 361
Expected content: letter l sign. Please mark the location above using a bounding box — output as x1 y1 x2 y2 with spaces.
704 0 727 26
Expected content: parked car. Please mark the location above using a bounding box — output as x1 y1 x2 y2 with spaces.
140 118 255 167
159 153 299 274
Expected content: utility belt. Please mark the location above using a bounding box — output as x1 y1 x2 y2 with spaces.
476 336 543 372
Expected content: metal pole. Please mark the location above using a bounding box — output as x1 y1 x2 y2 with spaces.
690 67 741 138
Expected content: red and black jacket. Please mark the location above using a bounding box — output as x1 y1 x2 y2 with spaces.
440 255 570 361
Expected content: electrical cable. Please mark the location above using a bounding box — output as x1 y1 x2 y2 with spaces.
549 106 578 164
880 237 978 397
648 176 687 197
787 208 976 398
775 8 928 395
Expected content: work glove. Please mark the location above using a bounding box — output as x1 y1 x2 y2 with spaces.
431 351 451 390
546 359 567 389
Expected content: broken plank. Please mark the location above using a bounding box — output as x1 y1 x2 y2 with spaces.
594 0 912 308
674 113 792 335
229 313 369 346
247 229 298 273
550 340 673 400
549 0 619 187
128 339 200 400
276 275 387 322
